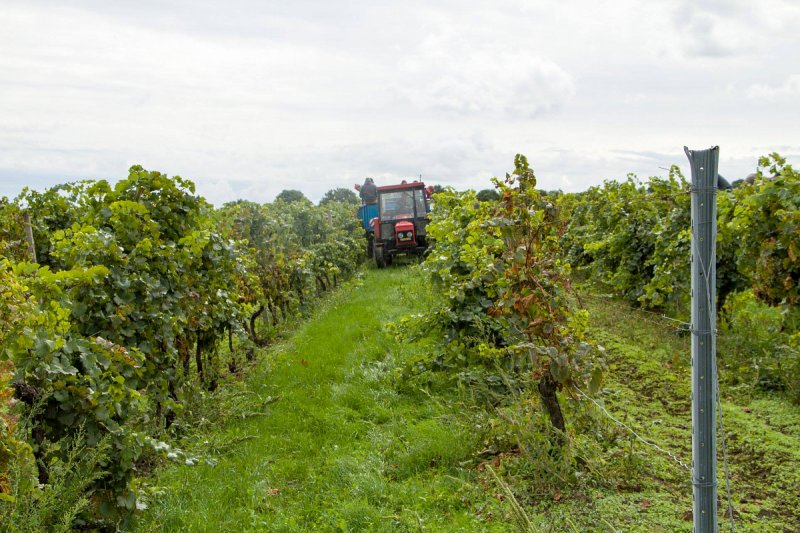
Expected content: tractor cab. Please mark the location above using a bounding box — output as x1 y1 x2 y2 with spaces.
372 182 430 267
355 179 432 268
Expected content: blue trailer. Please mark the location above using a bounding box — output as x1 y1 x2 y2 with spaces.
357 202 379 258
357 203 379 232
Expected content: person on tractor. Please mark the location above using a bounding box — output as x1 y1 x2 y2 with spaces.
355 177 378 204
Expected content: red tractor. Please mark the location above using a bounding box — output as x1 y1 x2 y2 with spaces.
356 180 432 268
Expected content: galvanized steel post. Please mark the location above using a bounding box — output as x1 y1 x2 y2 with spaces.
685 146 719 532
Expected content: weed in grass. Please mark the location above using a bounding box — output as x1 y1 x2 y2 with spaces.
0 428 112 532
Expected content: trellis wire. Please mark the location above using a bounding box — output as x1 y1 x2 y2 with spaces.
574 385 690 471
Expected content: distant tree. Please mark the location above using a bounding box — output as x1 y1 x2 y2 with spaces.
476 189 500 202
275 189 308 203
431 184 446 196
319 187 359 206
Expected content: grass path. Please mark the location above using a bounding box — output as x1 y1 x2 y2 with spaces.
139 268 501 532
138 268 800 531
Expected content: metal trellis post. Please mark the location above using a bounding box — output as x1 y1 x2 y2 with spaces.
685 145 719 532
23 211 37 263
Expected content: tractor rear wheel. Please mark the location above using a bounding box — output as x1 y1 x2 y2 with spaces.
374 242 386 268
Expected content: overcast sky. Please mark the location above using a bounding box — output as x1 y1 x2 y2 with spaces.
1 0 798 204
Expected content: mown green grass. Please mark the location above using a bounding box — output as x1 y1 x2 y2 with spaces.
541 294 800 532
456 292 800 532
137 267 505 532
138 269 800 532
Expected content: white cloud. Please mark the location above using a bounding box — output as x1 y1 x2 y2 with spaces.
746 74 800 99
669 0 800 58
194 179 238 206
393 27 575 118
0 0 798 203
671 3 751 57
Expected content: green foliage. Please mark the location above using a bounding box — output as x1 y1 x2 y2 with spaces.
0 198 31 262
319 187 359 206
561 167 694 310
14 184 83 266
715 189 750 308
217 197 363 345
274 189 309 204
403 155 604 433
728 154 800 309
0 430 112 533
560 151 799 401
0 165 363 526
43 166 240 404
560 156 800 316
1 361 35 501
2 259 147 515
719 290 800 399
475 189 500 202
0 263 37 501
